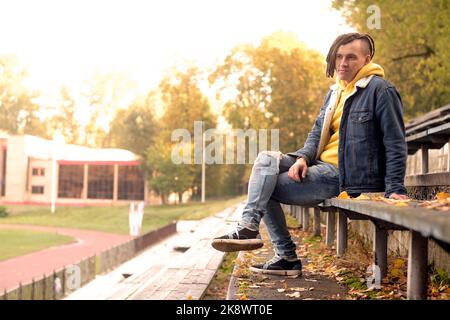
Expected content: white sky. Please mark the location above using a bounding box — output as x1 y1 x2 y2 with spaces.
0 0 354 97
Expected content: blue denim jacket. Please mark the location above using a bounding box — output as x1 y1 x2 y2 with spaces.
287 75 407 198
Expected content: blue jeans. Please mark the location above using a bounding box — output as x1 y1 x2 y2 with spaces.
239 151 340 260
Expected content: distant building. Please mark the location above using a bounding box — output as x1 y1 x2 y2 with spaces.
0 132 159 205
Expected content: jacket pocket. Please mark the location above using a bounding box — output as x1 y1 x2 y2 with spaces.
348 111 372 142
350 111 372 123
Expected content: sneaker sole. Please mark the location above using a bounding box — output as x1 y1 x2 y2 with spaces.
249 266 302 276
211 239 264 252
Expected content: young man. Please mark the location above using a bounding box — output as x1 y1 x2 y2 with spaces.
211 33 409 276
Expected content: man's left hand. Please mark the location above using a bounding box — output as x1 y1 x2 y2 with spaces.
389 193 410 200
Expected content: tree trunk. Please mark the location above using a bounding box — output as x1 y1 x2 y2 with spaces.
161 193 167 205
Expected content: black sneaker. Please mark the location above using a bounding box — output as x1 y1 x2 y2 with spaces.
250 255 302 276
211 227 263 252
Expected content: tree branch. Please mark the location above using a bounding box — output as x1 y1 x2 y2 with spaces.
392 45 435 61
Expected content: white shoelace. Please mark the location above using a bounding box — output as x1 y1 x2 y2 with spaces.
263 255 282 268
227 227 241 239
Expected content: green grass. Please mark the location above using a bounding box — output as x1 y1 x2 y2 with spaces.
430 266 450 286
0 229 75 261
343 276 367 290
285 213 300 229
0 195 246 235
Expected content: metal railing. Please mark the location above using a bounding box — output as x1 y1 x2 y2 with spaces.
1 222 176 300
283 104 450 300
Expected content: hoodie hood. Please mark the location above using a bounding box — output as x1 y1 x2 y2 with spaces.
337 62 385 91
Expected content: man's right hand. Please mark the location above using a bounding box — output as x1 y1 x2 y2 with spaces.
288 157 308 182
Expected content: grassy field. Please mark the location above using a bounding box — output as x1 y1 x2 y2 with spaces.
0 229 75 261
0 195 246 235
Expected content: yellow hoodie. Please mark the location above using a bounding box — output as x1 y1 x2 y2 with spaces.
319 62 385 167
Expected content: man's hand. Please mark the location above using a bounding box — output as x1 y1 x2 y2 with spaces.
389 193 410 200
288 158 308 182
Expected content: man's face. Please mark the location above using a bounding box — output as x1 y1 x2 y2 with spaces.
335 39 371 82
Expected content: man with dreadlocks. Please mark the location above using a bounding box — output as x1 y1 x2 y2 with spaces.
211 33 409 276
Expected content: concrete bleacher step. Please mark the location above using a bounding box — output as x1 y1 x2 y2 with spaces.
65 202 244 300
128 204 244 300
65 234 186 300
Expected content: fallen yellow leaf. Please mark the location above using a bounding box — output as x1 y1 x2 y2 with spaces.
286 292 301 298
337 191 350 199
290 287 307 292
436 192 450 200
390 268 403 278
438 285 448 292
355 194 371 200
393 258 405 268
395 202 409 207
255 282 275 286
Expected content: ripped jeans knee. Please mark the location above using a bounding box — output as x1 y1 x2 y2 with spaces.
253 151 282 176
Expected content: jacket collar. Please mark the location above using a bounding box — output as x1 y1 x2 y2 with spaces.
329 74 375 92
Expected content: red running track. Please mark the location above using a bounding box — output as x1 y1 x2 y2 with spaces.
0 224 131 292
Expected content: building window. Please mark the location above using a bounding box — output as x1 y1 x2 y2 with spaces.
31 185 44 194
88 165 114 199
58 165 84 198
118 166 145 200
32 168 45 176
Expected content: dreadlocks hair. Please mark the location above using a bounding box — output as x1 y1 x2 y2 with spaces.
325 33 375 78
